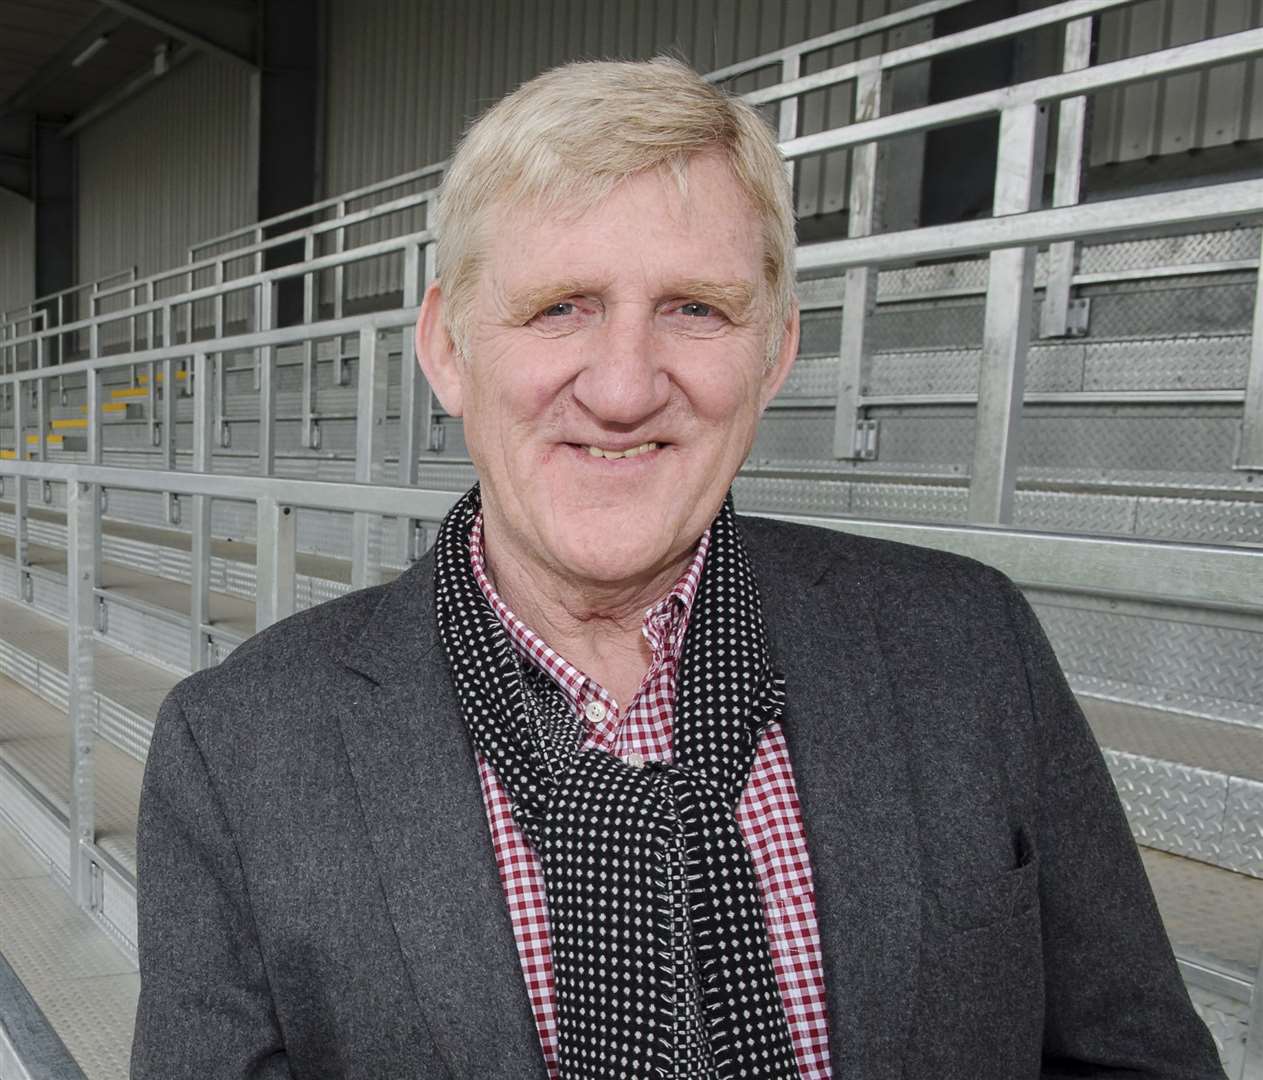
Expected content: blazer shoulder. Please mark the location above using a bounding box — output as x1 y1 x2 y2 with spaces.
166 576 394 727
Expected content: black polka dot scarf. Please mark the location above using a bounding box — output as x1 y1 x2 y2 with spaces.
434 485 799 1080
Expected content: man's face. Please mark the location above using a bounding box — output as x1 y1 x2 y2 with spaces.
418 152 799 590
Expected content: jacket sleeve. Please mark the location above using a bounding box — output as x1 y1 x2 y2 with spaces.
998 583 1227 1079
130 689 293 1079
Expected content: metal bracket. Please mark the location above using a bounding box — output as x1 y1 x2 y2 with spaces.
852 419 880 460
309 421 322 450
98 487 109 514
220 421 232 448
1064 297 1091 338
152 423 162 447
168 492 181 526
21 573 33 605
95 596 108 634
41 480 52 504
89 860 103 914
428 422 446 453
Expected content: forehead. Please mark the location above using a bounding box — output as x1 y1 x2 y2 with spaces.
480 154 765 293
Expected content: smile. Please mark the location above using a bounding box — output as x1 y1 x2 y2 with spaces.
582 441 660 460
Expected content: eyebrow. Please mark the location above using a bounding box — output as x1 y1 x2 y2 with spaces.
498 277 760 325
498 280 593 325
669 279 759 324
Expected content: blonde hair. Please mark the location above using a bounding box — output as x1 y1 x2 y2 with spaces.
433 57 796 361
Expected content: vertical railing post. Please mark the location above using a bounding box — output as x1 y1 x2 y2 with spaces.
255 495 296 631
88 283 100 359
258 282 277 476
968 102 1048 525
35 337 46 461
779 52 801 190
301 336 318 449
66 477 97 912
351 326 388 590
397 244 426 562
833 59 886 459
1041 17 1093 339
190 351 213 671
1237 230 1263 472
13 377 27 602
161 357 178 525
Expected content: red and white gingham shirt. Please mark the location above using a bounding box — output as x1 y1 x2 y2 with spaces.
470 513 832 1078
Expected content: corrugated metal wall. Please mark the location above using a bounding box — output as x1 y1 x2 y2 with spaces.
322 0 930 301
1090 0 1263 165
0 189 35 317
76 54 256 288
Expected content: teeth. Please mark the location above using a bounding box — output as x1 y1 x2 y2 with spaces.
584 441 659 460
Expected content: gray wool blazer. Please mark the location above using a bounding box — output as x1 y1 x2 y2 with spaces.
130 515 1226 1080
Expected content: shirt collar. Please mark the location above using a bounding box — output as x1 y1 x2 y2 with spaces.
469 510 710 708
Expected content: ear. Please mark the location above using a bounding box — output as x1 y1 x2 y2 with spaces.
758 297 800 412
416 280 465 418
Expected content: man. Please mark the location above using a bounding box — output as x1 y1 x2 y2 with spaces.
132 59 1225 1079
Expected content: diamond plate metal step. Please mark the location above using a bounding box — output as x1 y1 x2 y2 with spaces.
1084 696 1263 879
0 815 134 1080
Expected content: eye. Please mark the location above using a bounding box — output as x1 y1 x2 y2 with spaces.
541 301 576 318
679 301 714 318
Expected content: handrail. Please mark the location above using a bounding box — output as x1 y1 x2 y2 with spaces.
797 179 1263 271
189 161 448 261
744 0 1144 106
704 0 973 82
778 27 1263 160
1 268 136 329
0 306 418 387
0 458 1256 611
758 511 1263 615
91 189 436 308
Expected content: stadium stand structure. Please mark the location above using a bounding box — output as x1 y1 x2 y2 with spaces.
0 1 1261 1075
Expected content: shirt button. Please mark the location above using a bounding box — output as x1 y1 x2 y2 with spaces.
584 701 607 724
625 752 645 768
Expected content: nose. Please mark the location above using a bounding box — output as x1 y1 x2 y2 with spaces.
572 310 670 425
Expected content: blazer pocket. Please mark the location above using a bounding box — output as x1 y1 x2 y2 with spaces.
909 827 1044 1079
927 824 1039 934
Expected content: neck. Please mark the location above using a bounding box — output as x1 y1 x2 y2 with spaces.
481 516 696 708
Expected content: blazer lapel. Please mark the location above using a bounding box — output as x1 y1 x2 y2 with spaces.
756 530 922 1080
333 558 546 1079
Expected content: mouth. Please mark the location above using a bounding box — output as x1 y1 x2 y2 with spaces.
578 440 660 461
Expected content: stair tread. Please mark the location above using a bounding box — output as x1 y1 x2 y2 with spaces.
1083 696 1263 784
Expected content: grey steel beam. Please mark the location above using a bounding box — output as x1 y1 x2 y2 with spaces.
396 244 426 562
62 44 197 138
0 9 127 116
65 478 97 912
969 104 1048 525
255 495 296 631
1238 229 1263 473
189 352 213 671
95 0 257 70
1041 17 1093 339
